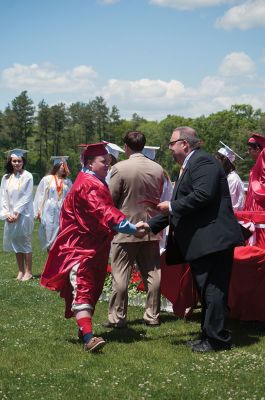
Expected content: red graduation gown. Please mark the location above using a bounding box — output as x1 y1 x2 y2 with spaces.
40 172 125 318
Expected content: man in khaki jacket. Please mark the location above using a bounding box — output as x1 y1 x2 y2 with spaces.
105 131 164 327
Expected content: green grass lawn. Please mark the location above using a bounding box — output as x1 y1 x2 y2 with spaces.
1 222 265 400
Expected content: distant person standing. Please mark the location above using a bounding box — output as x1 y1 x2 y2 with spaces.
142 145 173 253
244 133 265 211
244 133 265 247
0 149 34 281
34 156 72 250
105 142 125 184
215 142 245 211
105 131 164 328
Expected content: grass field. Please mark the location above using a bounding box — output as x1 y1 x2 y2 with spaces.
1 222 265 400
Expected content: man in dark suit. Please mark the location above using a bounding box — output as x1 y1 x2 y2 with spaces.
138 126 244 352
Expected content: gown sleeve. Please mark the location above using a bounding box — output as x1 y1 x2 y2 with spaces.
68 179 125 235
0 176 9 220
33 177 47 217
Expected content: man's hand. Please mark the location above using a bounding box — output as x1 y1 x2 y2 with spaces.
134 221 151 238
157 201 170 214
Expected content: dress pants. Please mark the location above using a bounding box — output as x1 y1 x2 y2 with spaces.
108 241 161 325
189 248 234 346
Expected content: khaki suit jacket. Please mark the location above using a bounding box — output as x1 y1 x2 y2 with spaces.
109 153 164 243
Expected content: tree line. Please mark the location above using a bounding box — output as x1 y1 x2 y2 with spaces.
0 90 264 183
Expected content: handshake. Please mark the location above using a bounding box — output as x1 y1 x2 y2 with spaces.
134 221 151 238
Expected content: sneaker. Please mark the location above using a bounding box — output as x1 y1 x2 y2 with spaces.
84 336 106 353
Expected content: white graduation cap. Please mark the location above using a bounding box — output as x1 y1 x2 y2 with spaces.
218 141 243 163
142 146 160 160
5 148 28 158
104 142 125 160
50 156 69 165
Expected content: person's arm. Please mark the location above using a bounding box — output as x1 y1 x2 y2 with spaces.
227 173 245 211
0 176 10 220
113 219 137 234
33 177 46 218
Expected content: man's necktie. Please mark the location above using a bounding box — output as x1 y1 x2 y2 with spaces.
178 166 184 179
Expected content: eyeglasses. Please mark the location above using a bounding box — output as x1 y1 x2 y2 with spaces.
168 139 185 148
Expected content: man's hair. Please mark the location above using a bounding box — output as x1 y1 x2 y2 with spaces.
173 126 201 149
123 131 146 152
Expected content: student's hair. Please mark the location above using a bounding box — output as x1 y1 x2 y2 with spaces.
215 153 235 175
49 162 67 178
4 156 26 175
247 142 262 151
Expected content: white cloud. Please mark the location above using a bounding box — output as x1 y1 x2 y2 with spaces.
149 0 232 11
216 0 265 30
199 76 231 95
1 57 265 120
103 78 185 103
1 63 97 94
219 52 256 76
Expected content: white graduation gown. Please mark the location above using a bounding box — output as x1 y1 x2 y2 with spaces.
227 170 245 211
33 175 72 249
0 170 34 253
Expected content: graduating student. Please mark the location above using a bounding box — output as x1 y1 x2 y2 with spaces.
216 141 245 211
105 142 125 184
34 156 72 250
0 149 34 281
142 145 173 253
40 143 143 353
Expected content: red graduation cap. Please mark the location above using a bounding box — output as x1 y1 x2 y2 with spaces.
248 133 265 149
78 142 108 157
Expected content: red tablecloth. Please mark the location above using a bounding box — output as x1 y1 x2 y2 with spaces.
159 245 265 322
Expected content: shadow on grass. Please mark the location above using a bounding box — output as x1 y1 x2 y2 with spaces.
66 327 150 345
100 327 150 343
127 313 179 327
171 317 265 348
229 319 265 348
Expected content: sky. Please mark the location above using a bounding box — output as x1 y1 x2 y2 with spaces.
0 0 265 120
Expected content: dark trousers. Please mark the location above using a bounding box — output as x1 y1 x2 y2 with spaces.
189 248 234 345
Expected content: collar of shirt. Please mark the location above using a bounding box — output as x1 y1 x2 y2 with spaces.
182 150 196 169
82 168 107 185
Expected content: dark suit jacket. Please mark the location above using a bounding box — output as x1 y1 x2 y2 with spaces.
149 149 244 264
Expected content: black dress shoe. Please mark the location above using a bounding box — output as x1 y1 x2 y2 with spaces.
186 333 206 348
186 338 203 348
192 338 231 353
102 321 127 329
